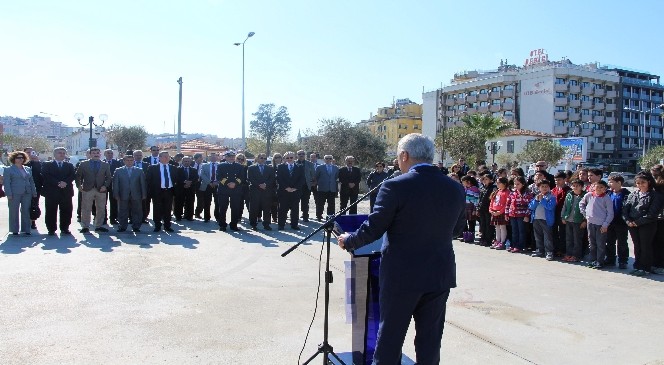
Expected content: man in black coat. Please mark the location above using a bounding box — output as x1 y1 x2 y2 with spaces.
173 156 198 221
133 150 150 223
527 160 555 188
146 151 178 232
216 151 245 231
41 147 76 235
24 147 43 229
338 155 362 214
247 153 275 230
276 151 305 230
103 148 122 224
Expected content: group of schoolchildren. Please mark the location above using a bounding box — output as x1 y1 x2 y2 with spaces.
456 164 664 277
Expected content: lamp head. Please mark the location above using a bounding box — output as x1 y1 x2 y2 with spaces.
74 113 84 121
233 43 241 46
99 114 108 122
248 32 255 37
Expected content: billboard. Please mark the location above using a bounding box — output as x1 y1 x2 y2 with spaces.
554 137 587 163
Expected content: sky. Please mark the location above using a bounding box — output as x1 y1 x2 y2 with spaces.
3 0 664 140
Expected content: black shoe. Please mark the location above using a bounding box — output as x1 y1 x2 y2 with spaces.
219 226 227 231
111 219 119 225
77 217 81 222
164 227 174 233
61 230 72 235
316 216 323 221
142 220 149 224
117 228 127 232
291 226 300 230
80 228 90 233
619 262 628 269
204 219 210 223
153 227 161 232
31 222 37 229
95 227 109 232
195 214 202 219
132 228 140 233
24 232 31 236
186 218 194 221
11 232 18 235
278 226 285 230
230 226 241 231
250 225 258 231
302 217 309 222
263 226 272 231
175 217 182 221
48 231 56 236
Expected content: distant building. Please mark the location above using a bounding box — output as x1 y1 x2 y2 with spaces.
66 127 107 156
361 98 423 150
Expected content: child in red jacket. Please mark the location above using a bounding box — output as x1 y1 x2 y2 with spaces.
489 177 510 249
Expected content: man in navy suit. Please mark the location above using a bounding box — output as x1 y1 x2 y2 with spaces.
276 151 305 230
337 134 466 365
146 151 178 232
41 147 76 235
247 153 275 230
338 155 361 214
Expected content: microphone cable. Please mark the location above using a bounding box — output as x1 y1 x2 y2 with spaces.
297 237 325 364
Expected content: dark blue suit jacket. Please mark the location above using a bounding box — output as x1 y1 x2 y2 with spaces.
345 165 466 292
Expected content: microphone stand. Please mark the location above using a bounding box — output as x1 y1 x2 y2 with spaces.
281 171 400 365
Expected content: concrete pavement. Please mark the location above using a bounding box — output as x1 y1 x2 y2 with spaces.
1 194 663 364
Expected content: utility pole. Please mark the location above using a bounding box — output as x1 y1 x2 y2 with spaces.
177 77 183 154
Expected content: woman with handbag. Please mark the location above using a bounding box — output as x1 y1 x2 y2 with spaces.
3 151 38 235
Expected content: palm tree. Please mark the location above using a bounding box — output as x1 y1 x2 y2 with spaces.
461 113 513 140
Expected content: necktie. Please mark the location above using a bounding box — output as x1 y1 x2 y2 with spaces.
186 168 189 180
128 167 132 178
163 165 170 188
153 157 157 165
327 165 331 175
259 165 264 174
289 164 293 174
135 162 140 168
57 161 62 168
211 163 216 181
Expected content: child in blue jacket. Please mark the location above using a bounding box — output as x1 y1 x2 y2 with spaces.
528 180 557 261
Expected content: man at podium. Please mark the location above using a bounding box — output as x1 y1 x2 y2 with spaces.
337 133 466 365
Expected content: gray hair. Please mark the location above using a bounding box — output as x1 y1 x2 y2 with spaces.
53 147 67 154
397 133 434 163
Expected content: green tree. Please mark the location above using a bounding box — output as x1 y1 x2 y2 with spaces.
461 113 514 140
495 153 518 169
640 145 664 169
0 134 50 154
246 137 299 158
249 103 292 157
438 126 487 167
106 124 149 153
304 117 387 167
516 139 566 166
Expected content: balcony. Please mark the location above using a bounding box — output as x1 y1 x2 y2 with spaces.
444 110 455 117
590 142 605 150
554 83 569 92
581 129 593 136
605 144 615 150
570 100 581 107
503 89 514 97
445 98 455 106
570 85 581 93
467 107 478 115
582 87 594 95
641 94 651 100
582 114 593 122
502 102 514 110
581 101 593 109
555 111 569 120
593 129 605 137
569 113 581 121
478 93 489 101
490 91 501 99
606 103 617 111
466 95 477 103
455 97 466 104
605 131 616 138
489 104 501 112
594 102 605 110
593 116 605 123
554 126 569 134
594 89 606 97
605 117 616 125
606 90 617 98
478 105 489 113
504 115 515 122
555 98 568 106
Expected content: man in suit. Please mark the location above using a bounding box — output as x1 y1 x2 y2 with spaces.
173 156 198 221
276 151 305 230
197 153 219 222
247 153 275 230
144 146 161 166
314 154 339 220
112 153 147 232
75 147 112 233
24 147 43 229
192 153 206 218
104 149 122 224
338 155 362 214
337 134 466 365
295 149 316 222
146 151 178 232
133 150 150 223
216 151 245 231
41 147 76 235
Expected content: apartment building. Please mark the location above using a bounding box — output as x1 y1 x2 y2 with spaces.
360 98 423 149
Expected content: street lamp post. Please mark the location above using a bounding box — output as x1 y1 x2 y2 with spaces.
485 141 503 164
234 31 255 151
75 113 107 149
623 102 664 158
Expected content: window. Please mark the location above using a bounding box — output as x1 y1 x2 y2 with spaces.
457 93 465 98
570 80 579 86
581 81 590 88
582 95 591 101
469 90 477 96
582 109 590 115
555 78 566 84
504 98 514 103
504 84 514 90
555 106 566 112
507 140 514 153
480 101 489 106
556 92 566 98
594 83 603 89
492 99 501 105
593 97 602 103
491 86 501 92
569 94 579 100
480 89 488 94
414 124 419 130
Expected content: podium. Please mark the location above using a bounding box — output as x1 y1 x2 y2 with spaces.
337 215 382 365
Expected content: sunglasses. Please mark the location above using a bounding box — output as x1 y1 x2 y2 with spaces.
297 153 305 156
285 157 294 159
15 156 25 160
325 158 332 160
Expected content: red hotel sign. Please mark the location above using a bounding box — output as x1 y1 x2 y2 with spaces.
524 48 549 66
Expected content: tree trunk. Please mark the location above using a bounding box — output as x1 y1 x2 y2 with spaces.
266 139 272 158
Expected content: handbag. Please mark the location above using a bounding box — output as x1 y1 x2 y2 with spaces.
30 200 41 220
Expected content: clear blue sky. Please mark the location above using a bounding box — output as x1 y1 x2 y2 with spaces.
2 0 664 140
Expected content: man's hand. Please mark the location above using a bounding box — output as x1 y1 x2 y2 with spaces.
337 233 350 250
348 183 356 188
227 182 236 189
58 181 67 188
580 221 587 229
523 216 530 223
561 220 567 225
259 183 267 190
99 186 107 193
600 226 608 234
286 187 297 193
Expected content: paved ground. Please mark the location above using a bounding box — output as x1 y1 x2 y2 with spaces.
1 193 664 365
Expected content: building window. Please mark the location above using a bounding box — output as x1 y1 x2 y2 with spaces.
491 86 501 92
570 80 579 86
581 81 590 88
492 99 501 105
555 78 566 84
480 101 489 106
582 95 591 101
507 140 514 153
504 84 514 90
414 124 419 130
569 94 579 100
480 89 488 94
556 92 565 98
555 106 565 112
593 83 603 89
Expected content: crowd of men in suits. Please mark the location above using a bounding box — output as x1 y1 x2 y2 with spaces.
10 145 386 235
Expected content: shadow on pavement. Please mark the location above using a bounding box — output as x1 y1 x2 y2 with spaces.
235 231 280 248
0 235 40 254
80 235 122 252
40 235 81 254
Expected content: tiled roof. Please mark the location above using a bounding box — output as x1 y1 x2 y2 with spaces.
501 129 557 138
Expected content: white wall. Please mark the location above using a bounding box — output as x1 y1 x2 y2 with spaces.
517 69 555 134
